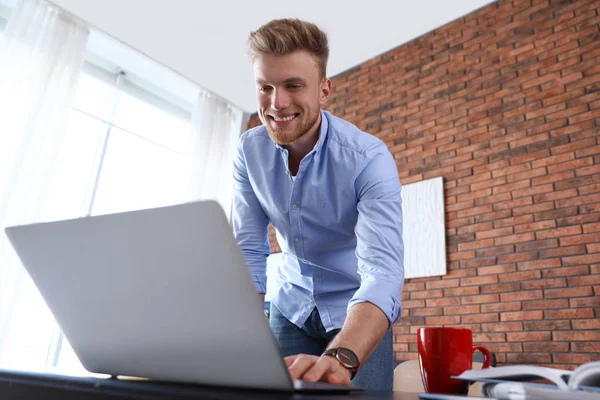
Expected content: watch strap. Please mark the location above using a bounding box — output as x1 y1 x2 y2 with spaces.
322 347 359 380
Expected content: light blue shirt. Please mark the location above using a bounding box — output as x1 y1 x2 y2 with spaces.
232 111 404 332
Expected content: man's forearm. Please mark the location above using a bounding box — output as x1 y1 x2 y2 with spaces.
326 302 389 365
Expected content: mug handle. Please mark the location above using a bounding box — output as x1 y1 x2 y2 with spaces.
472 344 492 369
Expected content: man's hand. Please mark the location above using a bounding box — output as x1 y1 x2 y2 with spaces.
284 354 352 386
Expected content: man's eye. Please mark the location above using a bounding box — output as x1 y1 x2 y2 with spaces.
259 86 272 92
287 85 302 89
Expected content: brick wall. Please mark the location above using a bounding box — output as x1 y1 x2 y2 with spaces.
247 0 600 369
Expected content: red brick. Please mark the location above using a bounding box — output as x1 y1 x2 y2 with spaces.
498 252 538 264
531 152 575 168
560 233 600 246
475 192 513 206
410 307 443 317
494 215 533 229
494 232 535 246
444 286 480 297
522 298 569 310
546 308 595 319
460 275 499 287
572 319 600 330
545 266 591 279
513 201 555 216
403 282 425 291
523 342 569 352
491 180 532 198
567 274 600 286
444 305 481 315
482 321 523 333
563 253 600 266
534 188 578 203
457 238 495 251
461 294 500 305
554 331 600 341
524 320 571 331
553 353 600 365
456 205 494 218
544 286 593 299
570 342 600 353
425 316 461 325
507 353 552 363
500 290 543 302
448 250 476 261
539 246 587 259
471 177 508 191
481 301 522 313
425 279 460 290
517 258 562 271
475 210 513 223
506 332 551 342
548 157 595 174
535 225 582 240
475 227 514 240
472 332 505 343
425 297 461 308
532 170 575 185
501 311 543 322
521 278 566 290
570 296 600 308
402 299 426 309
478 264 517 276
583 222 600 233
485 343 523 353
514 220 556 234
410 289 443 299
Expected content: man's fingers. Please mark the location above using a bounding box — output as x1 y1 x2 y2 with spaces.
301 356 333 382
326 369 352 386
287 355 319 380
283 355 298 368
284 354 352 386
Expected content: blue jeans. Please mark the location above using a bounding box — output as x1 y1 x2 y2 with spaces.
269 303 393 391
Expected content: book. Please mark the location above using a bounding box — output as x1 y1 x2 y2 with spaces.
455 361 600 393
482 381 600 400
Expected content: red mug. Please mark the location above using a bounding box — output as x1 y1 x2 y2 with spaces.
417 327 491 394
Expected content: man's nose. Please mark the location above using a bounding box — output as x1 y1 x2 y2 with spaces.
271 89 290 110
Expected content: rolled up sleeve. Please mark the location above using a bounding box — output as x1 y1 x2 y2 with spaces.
232 134 270 294
348 142 404 325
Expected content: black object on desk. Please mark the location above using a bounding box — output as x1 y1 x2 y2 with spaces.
0 369 406 400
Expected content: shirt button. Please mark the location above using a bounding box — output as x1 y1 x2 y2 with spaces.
314 295 320 300
285 170 290 175
295 237 301 243
314 277 320 281
292 204 297 209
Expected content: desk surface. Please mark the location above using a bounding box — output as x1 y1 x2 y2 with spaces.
0 369 420 400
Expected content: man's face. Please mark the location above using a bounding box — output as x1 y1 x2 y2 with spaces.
254 50 331 145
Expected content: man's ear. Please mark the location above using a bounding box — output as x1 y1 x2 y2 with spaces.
319 79 332 106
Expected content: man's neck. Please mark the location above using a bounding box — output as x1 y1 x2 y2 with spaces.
285 113 322 175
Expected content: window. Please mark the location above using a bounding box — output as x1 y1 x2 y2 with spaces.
0 18 197 374
49 65 194 374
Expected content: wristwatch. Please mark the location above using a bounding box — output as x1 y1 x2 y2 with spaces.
322 347 360 379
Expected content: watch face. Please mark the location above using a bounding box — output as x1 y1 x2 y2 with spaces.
336 348 359 368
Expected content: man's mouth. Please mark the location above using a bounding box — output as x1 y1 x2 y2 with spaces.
269 114 299 124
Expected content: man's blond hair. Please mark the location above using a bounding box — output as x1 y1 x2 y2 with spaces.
248 18 329 79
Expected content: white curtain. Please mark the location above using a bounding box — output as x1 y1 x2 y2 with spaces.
186 90 245 217
0 0 89 370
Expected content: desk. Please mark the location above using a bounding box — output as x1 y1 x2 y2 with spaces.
0 369 420 400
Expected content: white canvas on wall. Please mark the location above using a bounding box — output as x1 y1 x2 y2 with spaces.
401 176 447 279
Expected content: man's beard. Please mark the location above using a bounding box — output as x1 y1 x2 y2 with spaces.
264 110 319 146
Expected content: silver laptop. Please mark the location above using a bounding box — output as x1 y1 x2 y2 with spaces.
4 200 358 392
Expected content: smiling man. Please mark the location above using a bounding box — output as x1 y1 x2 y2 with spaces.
232 18 404 391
